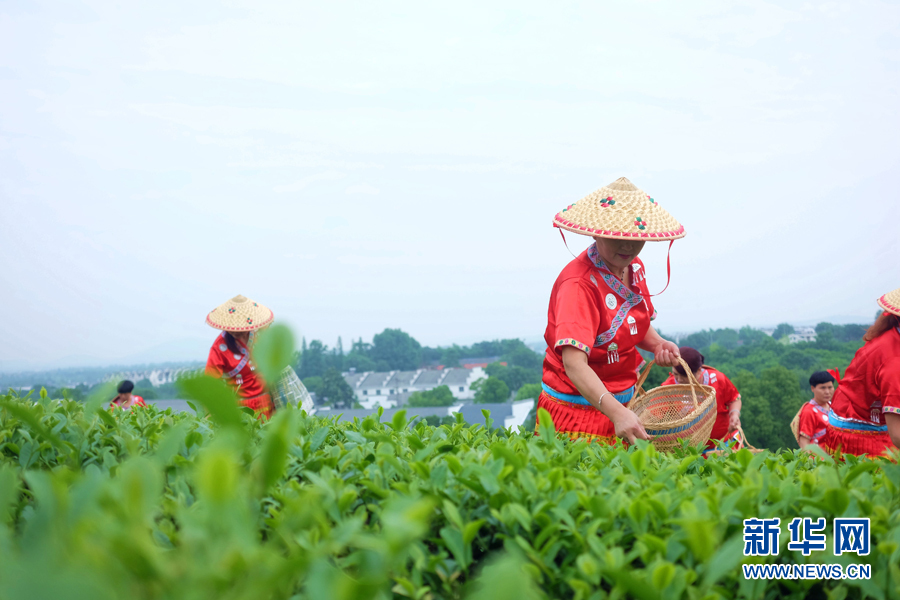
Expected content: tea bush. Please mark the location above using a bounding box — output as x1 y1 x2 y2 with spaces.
0 386 898 600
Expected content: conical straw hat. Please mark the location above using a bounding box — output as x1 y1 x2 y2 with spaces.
206 295 274 332
553 177 685 240
877 288 900 317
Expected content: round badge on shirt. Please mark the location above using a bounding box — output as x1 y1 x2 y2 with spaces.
219 344 227 351
605 294 617 310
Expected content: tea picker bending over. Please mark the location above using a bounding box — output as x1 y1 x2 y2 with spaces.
660 346 742 450
205 295 276 419
820 288 900 457
538 177 684 445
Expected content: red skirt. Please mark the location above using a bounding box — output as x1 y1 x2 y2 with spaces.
242 393 275 420
820 423 894 458
535 391 619 445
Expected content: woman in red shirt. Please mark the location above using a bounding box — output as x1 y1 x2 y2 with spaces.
205 295 276 419
821 288 900 457
110 380 147 409
796 371 835 449
539 177 684 445
660 347 742 450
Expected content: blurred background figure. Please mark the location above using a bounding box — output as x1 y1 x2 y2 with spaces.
795 371 835 450
821 288 900 456
661 346 742 450
110 380 146 409
205 295 276 419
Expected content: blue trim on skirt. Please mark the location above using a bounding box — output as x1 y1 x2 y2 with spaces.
541 382 634 406
828 410 887 432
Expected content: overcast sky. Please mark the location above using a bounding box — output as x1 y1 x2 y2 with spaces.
2 0 899 371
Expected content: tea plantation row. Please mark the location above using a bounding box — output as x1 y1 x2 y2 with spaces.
0 383 898 600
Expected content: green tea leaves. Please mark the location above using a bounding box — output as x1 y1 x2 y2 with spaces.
253 324 295 388
0 391 897 600
177 375 244 431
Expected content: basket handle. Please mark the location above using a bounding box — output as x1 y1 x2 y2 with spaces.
677 356 701 409
635 357 701 409
733 425 759 451
635 359 656 395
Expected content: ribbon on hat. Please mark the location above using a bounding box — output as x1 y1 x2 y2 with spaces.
558 229 674 297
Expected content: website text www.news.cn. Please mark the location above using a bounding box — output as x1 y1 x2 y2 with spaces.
742 517 871 581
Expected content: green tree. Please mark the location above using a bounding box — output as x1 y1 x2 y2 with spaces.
773 323 795 339
514 383 542 401
835 324 867 342
344 352 376 372
440 346 461 368
473 377 510 404
485 363 539 392
501 344 543 370
739 326 768 346
298 339 328 378
371 328 422 370
780 348 816 371
407 385 455 407
732 366 805 450
301 376 323 396
318 367 355 408
133 378 158 400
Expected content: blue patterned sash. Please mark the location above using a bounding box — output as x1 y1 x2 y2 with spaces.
541 382 634 406
828 410 887 432
587 245 645 347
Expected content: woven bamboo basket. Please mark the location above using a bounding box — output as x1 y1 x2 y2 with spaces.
272 366 316 414
629 358 717 452
789 406 802 444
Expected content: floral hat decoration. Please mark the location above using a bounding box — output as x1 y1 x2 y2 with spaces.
553 176 685 240
206 295 274 332
877 287 900 317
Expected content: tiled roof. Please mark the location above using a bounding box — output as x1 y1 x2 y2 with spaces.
357 372 392 389
343 372 367 387
385 371 419 388
441 368 475 385
412 370 444 386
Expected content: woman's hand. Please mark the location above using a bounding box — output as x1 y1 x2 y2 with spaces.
654 340 681 367
728 410 741 432
608 402 651 445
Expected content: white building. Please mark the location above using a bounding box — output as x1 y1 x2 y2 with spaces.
788 327 817 344
344 367 488 409
107 367 197 387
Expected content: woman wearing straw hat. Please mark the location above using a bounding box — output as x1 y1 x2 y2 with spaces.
820 288 900 456
660 346 743 451
540 177 684 445
205 295 276 419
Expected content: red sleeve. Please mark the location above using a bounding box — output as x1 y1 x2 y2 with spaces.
879 357 900 415
797 404 818 439
133 396 146 407
553 279 599 356
206 345 226 378
718 374 740 406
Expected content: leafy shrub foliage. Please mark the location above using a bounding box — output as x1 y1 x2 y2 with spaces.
408 385 456 407
0 389 898 600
